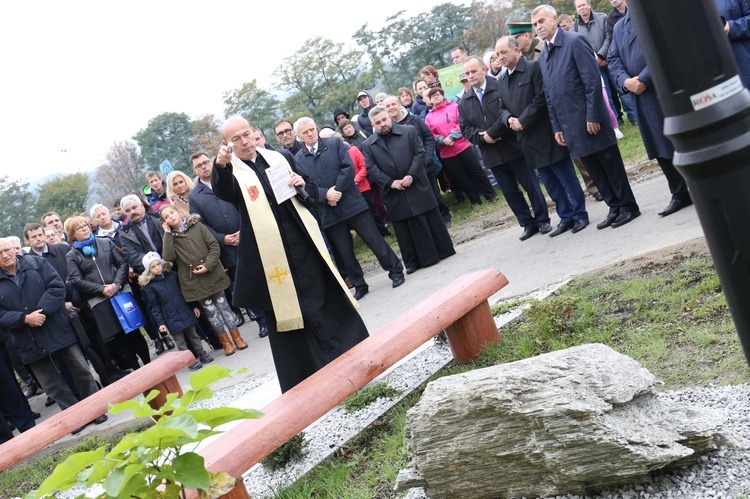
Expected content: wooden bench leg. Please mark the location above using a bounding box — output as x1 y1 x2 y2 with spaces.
219 483 250 498
444 300 501 362
146 375 184 412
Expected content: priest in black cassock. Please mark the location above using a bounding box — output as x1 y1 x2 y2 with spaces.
212 116 369 393
361 107 455 274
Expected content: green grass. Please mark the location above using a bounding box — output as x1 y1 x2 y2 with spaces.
269 249 748 498
342 382 402 413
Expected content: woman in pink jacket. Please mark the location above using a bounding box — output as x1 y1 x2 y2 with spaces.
424 87 498 206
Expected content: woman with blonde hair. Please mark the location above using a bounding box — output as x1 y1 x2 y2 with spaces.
166 171 195 218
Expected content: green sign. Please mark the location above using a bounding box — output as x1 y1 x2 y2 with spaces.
438 63 465 102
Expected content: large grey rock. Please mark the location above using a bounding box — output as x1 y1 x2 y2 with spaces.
399 343 746 498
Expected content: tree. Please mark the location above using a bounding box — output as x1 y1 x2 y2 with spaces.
354 3 473 89
191 114 222 158
514 0 612 17
93 141 147 206
133 112 193 174
463 1 515 54
223 80 280 136
0 175 35 237
273 37 379 132
34 173 90 223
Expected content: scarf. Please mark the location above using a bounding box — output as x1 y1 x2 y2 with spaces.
230 148 356 331
73 234 96 256
96 221 120 239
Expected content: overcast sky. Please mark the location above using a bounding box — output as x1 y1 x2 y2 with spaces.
1 0 460 184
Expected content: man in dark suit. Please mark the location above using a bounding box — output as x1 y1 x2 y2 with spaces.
607 7 692 217
119 195 164 274
496 36 589 237
459 56 551 241
118 194 171 354
362 107 455 274
293 117 404 298
532 4 640 230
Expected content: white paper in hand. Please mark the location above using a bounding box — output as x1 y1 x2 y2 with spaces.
267 158 296 203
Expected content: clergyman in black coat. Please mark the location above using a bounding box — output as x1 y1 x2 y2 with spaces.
362 108 455 274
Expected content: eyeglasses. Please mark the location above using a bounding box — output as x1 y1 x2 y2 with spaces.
193 159 211 169
74 225 89 233
276 128 293 137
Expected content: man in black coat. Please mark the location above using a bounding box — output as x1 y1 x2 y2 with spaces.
533 4 640 230
607 9 692 217
118 194 169 352
294 117 404 300
273 118 304 155
496 36 589 237
120 195 164 274
293 117 405 299
212 116 369 393
0 239 106 429
189 151 269 337
24 223 120 385
459 56 551 241
384 95 452 227
362 108 455 274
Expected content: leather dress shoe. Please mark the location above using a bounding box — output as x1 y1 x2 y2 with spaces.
391 274 405 288
593 192 604 202
45 396 55 407
549 221 574 237
154 340 165 355
353 287 369 300
406 266 420 275
611 210 641 228
258 325 268 338
519 225 540 241
94 414 108 425
571 219 589 233
538 222 552 234
658 198 693 217
596 213 619 230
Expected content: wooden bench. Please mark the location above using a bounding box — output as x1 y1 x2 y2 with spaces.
0 349 196 471
191 268 508 499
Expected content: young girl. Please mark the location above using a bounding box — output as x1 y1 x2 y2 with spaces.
139 252 213 371
159 205 248 356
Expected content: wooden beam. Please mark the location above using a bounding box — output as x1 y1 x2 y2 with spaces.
0 350 195 471
196 269 508 490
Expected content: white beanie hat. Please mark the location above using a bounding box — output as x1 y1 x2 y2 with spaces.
142 251 161 271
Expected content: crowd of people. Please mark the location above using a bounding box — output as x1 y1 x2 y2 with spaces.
3 0 747 443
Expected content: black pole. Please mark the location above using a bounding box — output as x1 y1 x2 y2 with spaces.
628 0 750 364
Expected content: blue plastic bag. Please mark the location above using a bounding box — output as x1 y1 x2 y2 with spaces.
110 292 145 334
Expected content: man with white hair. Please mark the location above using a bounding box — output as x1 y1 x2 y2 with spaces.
293 117 405 300
212 116 369 393
533 4 640 229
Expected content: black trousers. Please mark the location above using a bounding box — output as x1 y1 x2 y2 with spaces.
441 147 497 203
489 157 550 228
360 189 389 234
325 211 403 291
0 342 35 443
426 170 451 220
580 144 639 215
656 157 691 201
